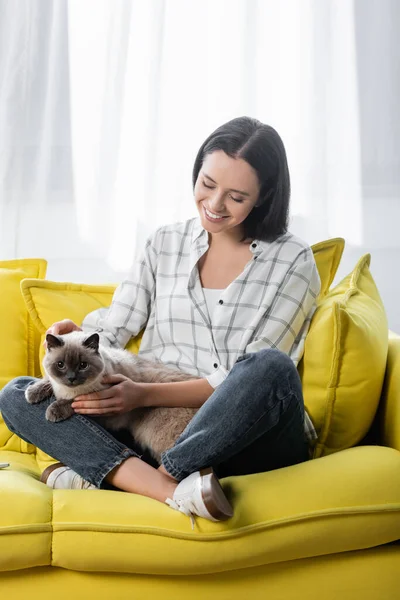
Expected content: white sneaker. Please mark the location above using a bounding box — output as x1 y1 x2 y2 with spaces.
165 467 233 529
40 462 97 490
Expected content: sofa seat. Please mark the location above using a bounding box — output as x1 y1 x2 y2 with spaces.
1 445 400 576
0 546 399 600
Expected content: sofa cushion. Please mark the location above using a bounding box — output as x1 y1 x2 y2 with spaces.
20 279 143 370
0 451 52 571
1 446 400 574
0 259 47 453
380 332 400 452
0 259 47 387
298 254 388 457
310 237 344 299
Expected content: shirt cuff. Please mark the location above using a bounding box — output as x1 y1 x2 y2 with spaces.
206 365 229 389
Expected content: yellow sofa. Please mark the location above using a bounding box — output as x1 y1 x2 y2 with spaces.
1 254 400 599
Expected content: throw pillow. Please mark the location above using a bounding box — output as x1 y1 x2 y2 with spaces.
20 279 143 376
310 238 345 299
298 254 388 457
0 259 47 452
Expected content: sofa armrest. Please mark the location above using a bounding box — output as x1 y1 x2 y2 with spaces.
379 331 400 450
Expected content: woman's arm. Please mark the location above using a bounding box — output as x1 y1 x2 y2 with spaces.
245 253 321 366
81 228 160 348
141 378 214 409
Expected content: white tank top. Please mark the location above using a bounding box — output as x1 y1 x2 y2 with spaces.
202 287 224 322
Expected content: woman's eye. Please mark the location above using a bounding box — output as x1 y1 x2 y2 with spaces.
203 180 243 203
57 361 65 369
79 362 88 370
203 181 214 189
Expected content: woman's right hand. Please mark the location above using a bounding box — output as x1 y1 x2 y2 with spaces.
43 319 83 348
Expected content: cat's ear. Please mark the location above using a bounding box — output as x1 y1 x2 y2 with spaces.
83 333 100 352
46 334 65 350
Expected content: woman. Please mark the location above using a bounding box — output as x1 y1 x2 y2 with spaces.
0 116 320 526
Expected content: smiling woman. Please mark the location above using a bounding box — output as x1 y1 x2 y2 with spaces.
0 116 321 529
192 118 291 244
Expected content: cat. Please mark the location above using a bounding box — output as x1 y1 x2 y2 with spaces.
25 331 200 463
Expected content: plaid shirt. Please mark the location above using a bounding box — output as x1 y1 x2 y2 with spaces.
82 217 320 443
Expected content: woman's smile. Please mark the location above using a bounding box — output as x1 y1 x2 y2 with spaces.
203 205 229 222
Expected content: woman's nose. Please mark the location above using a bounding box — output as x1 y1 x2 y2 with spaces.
208 192 225 212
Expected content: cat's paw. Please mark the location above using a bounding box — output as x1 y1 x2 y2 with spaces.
25 383 46 405
45 401 74 423
45 404 65 422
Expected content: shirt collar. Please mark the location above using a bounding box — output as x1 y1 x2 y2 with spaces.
191 216 205 244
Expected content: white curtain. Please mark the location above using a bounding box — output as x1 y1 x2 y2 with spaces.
0 0 399 279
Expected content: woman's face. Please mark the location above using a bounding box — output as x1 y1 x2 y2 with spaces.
194 150 260 241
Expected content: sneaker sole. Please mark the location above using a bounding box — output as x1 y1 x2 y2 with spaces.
40 462 65 484
199 467 234 521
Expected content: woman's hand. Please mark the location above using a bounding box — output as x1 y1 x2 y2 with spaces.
71 374 148 416
43 319 83 348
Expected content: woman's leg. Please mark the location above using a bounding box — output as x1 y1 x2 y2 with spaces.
0 376 177 501
160 349 309 481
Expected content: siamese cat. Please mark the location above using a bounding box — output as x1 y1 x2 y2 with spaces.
25 331 200 463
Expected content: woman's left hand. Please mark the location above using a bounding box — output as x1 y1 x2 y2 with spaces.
71 374 148 416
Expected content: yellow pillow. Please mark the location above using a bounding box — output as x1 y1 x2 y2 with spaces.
21 279 143 372
0 259 47 453
298 254 388 458
311 237 344 299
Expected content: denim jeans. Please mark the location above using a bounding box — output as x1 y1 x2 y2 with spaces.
0 348 309 486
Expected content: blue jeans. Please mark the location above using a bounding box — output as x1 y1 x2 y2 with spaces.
0 349 309 486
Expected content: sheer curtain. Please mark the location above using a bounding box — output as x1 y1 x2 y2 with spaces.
0 0 399 279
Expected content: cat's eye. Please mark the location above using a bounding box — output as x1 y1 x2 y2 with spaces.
79 361 88 370
56 361 65 369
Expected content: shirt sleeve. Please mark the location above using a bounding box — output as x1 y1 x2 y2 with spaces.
245 251 321 365
206 365 230 389
81 229 160 348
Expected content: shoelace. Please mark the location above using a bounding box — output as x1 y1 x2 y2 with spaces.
165 497 196 530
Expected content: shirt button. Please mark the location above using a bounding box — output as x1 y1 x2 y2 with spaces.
213 363 218 369
254 256 258 260
218 299 223 305
252 243 257 248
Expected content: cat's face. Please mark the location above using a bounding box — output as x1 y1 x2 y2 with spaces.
43 332 104 388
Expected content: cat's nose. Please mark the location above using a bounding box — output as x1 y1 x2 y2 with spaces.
67 372 76 383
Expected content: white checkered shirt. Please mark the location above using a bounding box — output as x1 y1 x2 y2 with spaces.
82 217 320 443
